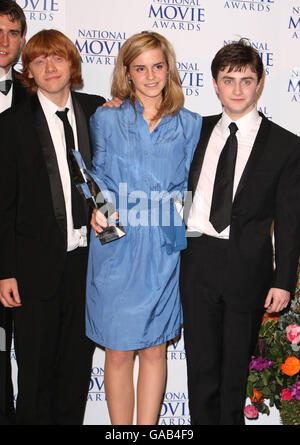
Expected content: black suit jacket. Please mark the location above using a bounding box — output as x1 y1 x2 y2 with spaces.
186 113 300 310
0 91 105 302
0 69 27 115
11 69 27 107
0 68 28 424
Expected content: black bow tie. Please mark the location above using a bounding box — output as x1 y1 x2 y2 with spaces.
0 80 12 95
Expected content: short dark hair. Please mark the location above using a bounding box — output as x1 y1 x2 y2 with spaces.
0 0 27 36
211 39 264 83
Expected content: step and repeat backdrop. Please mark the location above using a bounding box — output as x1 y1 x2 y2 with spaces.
11 0 300 425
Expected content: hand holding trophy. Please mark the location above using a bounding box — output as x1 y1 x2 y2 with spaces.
70 150 126 245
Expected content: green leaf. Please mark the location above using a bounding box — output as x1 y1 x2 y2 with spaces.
247 373 257 383
261 387 272 397
276 376 283 386
246 381 253 397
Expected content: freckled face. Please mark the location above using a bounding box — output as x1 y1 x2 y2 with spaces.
28 54 72 100
213 65 262 120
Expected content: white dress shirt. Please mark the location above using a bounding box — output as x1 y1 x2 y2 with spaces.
0 67 13 114
187 108 262 239
37 89 87 251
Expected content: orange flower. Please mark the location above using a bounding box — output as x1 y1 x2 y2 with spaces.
251 388 263 403
281 357 300 376
262 312 279 323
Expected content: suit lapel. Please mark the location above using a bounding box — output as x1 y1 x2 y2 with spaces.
233 113 271 203
30 95 67 242
184 115 221 220
11 69 27 107
189 114 221 195
185 112 271 220
72 92 92 170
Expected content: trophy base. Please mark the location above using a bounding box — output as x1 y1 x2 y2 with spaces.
98 224 126 245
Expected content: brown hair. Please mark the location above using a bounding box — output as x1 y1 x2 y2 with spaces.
211 38 264 84
20 29 82 93
0 0 27 36
111 31 183 120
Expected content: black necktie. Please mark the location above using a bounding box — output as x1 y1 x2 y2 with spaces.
209 122 238 233
56 108 86 229
0 80 12 95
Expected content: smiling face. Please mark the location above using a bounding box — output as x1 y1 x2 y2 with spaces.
0 14 25 75
28 54 72 106
127 47 168 106
213 65 262 120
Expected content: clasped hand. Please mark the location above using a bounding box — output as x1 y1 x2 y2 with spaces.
90 209 119 237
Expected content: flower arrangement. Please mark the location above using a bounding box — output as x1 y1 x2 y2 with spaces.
244 281 300 425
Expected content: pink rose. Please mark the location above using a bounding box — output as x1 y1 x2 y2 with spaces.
286 325 300 344
244 404 258 419
281 388 292 401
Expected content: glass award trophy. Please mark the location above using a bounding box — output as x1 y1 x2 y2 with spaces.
70 150 125 245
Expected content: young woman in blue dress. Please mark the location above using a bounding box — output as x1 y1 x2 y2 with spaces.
86 31 202 425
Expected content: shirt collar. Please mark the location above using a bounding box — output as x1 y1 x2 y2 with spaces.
37 89 73 120
0 67 12 82
220 107 261 137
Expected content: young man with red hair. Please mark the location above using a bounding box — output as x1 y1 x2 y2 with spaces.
0 29 105 425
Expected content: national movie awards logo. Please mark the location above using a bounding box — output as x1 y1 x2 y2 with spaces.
88 366 106 402
16 0 60 22
75 30 127 66
258 105 272 120
177 61 204 97
159 392 190 425
224 0 274 13
287 67 300 103
148 0 206 32
288 6 300 39
224 39 273 75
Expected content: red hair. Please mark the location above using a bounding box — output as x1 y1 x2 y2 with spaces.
20 29 82 93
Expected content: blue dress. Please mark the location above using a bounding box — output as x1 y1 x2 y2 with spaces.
86 99 202 351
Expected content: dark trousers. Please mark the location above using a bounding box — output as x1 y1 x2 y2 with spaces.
0 307 15 425
12 247 95 425
180 235 263 425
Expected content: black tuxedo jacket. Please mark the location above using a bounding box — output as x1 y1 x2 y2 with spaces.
11 69 27 107
0 69 27 114
0 91 105 302
185 113 300 310
0 68 28 424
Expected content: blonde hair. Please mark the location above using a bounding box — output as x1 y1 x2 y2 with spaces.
111 31 183 120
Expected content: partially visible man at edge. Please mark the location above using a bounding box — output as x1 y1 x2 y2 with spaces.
0 0 27 425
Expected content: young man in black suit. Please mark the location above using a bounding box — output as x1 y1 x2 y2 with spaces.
180 40 300 425
0 0 27 425
0 0 27 112
0 29 105 425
